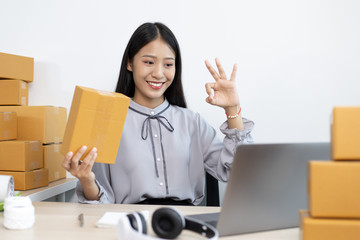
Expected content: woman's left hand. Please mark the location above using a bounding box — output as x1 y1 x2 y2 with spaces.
204 58 240 110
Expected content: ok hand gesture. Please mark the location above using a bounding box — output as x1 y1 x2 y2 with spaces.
204 58 240 110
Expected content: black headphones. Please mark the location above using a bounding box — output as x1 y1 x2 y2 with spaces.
117 207 218 240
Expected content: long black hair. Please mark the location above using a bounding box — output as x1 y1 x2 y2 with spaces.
115 22 187 108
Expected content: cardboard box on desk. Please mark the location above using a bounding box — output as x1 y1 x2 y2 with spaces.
43 143 66 182
61 86 130 164
0 168 48 190
0 140 43 171
0 106 67 144
0 80 28 106
0 112 17 141
299 210 360 240
0 52 34 82
331 106 360 160
308 161 360 218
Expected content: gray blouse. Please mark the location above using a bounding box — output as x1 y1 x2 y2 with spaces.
76 99 254 205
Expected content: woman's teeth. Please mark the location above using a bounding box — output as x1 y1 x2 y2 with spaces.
148 82 163 87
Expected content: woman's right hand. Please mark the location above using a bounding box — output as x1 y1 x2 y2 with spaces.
62 145 97 182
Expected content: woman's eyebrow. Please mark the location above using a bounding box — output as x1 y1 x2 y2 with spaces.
141 55 175 60
141 54 156 58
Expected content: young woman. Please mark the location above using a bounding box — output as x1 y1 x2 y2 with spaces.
62 22 254 205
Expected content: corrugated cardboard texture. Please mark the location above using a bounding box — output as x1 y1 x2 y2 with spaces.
0 168 48 190
61 86 130 164
0 80 28 106
331 106 360 160
0 52 34 82
308 161 360 218
0 106 67 144
43 144 66 182
300 210 360 240
0 112 17 141
0 140 43 171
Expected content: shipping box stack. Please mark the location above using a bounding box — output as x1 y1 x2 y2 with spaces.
0 52 67 189
300 106 360 240
0 52 32 106
0 106 67 185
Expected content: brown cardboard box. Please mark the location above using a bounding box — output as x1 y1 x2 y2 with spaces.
299 210 306 240
300 210 360 240
0 140 43 171
0 52 34 82
0 168 48 190
61 86 130 164
308 161 360 218
0 106 67 144
43 144 66 182
331 106 360 160
0 79 28 106
0 112 17 141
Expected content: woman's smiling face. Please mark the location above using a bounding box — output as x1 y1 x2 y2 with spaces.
127 37 176 108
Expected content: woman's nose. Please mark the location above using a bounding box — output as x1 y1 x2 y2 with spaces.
151 64 164 79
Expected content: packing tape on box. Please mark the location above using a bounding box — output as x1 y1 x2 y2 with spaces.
3 112 11 121
30 141 40 152
3 130 9 139
54 143 60 153
0 175 14 202
21 81 27 90
21 96 27 106
3 196 35 230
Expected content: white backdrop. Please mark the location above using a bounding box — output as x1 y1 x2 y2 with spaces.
1 0 360 143
1 0 360 204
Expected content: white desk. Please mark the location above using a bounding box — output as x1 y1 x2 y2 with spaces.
0 202 299 240
18 178 78 202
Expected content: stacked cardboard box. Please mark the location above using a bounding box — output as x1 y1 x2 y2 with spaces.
0 52 33 82
43 143 66 182
0 112 17 141
0 52 67 190
0 52 32 106
300 106 360 240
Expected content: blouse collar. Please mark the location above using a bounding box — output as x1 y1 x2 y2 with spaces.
129 99 170 116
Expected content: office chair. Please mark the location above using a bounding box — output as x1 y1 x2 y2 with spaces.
205 172 220 206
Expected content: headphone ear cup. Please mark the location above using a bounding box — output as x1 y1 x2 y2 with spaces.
151 208 185 239
127 212 147 234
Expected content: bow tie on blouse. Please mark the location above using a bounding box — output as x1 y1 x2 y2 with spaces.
128 103 174 194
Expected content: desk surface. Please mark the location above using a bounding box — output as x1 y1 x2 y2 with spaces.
0 201 299 240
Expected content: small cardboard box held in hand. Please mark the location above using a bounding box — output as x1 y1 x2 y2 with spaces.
61 86 130 164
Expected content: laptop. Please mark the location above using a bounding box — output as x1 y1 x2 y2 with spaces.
189 142 330 236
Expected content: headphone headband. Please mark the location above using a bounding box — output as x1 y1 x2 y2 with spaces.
184 217 218 239
117 207 218 240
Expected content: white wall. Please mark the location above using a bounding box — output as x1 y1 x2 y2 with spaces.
1 0 360 143
2 0 360 204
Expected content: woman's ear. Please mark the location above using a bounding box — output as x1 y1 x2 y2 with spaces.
127 61 133 72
